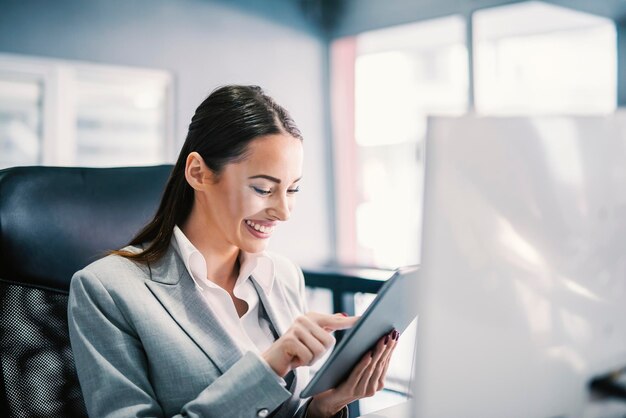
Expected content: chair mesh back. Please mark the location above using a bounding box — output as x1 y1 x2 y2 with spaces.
0 281 87 418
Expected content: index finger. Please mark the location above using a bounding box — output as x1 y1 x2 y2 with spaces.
311 312 360 331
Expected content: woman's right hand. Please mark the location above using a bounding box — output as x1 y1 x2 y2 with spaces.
262 312 358 377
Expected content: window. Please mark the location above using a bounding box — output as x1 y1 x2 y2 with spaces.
331 16 469 415
333 4 618 271
0 53 173 169
332 15 469 269
474 1 616 114
73 68 171 166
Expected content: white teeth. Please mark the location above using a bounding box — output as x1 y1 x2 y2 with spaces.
245 220 274 234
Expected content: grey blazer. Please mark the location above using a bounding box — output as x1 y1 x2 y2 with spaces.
68 244 313 418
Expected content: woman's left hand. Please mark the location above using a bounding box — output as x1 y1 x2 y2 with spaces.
306 329 400 418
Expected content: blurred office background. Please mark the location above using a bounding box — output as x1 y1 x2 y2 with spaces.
0 0 623 414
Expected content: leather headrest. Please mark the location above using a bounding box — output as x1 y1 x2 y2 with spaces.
0 165 173 291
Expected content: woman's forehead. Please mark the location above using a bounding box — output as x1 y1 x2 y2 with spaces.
229 134 303 179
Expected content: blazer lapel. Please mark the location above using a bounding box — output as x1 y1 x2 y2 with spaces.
250 276 311 399
250 275 294 338
144 245 244 374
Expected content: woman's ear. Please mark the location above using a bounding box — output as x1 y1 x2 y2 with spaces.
184 152 213 190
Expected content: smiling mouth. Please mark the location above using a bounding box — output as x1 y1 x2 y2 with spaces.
244 219 275 236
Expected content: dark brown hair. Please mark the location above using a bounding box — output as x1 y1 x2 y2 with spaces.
112 85 303 263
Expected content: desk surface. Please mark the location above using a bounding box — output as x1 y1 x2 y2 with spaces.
358 400 413 418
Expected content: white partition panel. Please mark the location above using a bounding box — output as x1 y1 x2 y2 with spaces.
412 114 626 418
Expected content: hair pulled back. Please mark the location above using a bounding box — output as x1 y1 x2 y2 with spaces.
113 85 303 263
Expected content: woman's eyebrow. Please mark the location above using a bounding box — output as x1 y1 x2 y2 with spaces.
248 174 281 183
248 174 303 183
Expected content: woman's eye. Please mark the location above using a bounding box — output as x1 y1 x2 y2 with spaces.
287 187 300 194
252 186 271 196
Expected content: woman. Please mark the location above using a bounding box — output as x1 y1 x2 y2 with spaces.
68 85 398 418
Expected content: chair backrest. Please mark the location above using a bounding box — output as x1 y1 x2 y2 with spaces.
0 165 172 418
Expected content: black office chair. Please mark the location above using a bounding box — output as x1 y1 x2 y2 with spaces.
0 165 173 418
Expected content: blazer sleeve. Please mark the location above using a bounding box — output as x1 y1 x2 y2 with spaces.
68 268 292 418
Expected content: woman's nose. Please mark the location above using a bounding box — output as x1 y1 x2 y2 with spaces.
269 194 291 221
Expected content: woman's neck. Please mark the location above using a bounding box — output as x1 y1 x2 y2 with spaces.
180 206 240 290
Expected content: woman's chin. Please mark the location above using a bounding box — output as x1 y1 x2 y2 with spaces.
240 239 270 254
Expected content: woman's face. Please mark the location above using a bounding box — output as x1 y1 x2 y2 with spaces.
199 133 303 254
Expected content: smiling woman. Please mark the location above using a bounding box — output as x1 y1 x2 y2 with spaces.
109 85 305 265
67 85 398 418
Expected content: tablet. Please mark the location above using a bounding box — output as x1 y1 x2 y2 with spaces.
300 265 419 398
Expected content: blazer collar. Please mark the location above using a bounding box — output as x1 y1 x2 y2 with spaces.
144 244 244 373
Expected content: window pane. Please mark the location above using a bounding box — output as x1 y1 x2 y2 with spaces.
350 15 468 268
74 72 169 167
333 18 469 408
0 77 42 168
474 1 616 114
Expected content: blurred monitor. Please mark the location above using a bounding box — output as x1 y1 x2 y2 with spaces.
411 114 626 418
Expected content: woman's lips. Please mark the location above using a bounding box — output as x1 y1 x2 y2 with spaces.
244 219 275 238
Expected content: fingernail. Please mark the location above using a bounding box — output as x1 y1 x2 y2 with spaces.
384 335 389 344
393 331 399 340
370 351 374 358
340 312 348 317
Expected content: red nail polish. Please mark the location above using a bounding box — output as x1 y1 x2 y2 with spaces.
384 335 389 344
393 331 399 340
340 312 348 317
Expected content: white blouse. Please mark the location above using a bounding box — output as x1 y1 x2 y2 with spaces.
171 226 277 355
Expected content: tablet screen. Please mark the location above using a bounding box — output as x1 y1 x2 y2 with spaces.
300 265 419 398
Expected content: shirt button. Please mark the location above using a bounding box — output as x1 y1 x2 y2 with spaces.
257 408 269 417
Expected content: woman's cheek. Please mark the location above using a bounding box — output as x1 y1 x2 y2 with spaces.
240 194 266 214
